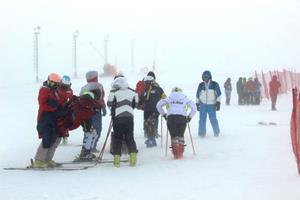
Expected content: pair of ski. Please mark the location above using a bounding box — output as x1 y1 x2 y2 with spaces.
3 158 129 171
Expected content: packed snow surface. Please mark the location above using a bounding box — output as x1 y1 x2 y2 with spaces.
1 71 299 200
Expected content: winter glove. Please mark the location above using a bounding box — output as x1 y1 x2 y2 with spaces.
163 114 167 120
47 99 59 108
186 116 192 123
215 101 221 111
102 106 107 116
196 103 200 111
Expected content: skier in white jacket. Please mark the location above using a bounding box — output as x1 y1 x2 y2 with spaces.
156 86 197 159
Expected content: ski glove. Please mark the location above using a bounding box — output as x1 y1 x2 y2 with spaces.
196 103 200 111
47 99 59 108
215 101 221 111
163 114 167 120
102 106 107 116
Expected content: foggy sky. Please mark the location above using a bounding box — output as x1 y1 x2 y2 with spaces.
0 0 300 82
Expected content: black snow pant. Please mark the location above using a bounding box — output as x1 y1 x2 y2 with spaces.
112 117 137 155
144 111 159 139
37 112 59 148
167 115 187 139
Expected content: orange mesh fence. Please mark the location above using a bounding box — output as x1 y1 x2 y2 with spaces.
255 69 300 100
291 88 300 174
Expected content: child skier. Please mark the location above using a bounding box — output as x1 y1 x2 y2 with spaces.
156 86 197 159
33 73 63 168
74 91 102 161
80 71 106 152
107 75 139 167
57 75 73 145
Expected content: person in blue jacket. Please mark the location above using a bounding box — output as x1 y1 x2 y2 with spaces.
196 70 221 137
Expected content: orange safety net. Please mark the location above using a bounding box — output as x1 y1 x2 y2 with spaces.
255 69 300 100
291 88 300 174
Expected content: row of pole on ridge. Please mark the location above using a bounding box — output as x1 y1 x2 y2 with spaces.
33 26 158 82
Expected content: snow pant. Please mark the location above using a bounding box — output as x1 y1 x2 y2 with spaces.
83 129 97 150
144 111 159 140
198 103 220 136
225 90 231 105
270 94 278 110
112 117 138 156
253 91 261 105
247 92 254 105
91 112 102 149
37 112 59 148
82 112 102 150
35 137 62 162
167 115 187 139
238 93 243 105
242 92 248 105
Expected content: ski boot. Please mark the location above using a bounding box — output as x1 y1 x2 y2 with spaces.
62 138 68 145
145 138 157 148
171 137 185 159
74 147 97 162
47 160 62 168
129 152 137 167
114 155 121 168
31 159 49 168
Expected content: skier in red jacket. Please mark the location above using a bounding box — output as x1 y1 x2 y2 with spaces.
33 73 63 168
57 75 73 144
269 75 281 111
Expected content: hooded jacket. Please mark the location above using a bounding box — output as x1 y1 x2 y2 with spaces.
107 77 139 118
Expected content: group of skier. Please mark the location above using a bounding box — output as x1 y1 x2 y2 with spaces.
33 70 223 168
34 69 282 168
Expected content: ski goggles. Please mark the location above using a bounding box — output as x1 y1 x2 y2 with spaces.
61 83 71 90
48 80 60 88
202 75 210 80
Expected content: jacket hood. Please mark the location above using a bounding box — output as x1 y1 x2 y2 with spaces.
202 70 212 79
111 77 129 89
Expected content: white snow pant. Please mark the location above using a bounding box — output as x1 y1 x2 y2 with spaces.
83 130 97 150
35 137 62 162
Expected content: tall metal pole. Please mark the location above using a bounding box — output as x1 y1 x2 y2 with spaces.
131 38 135 72
33 26 41 83
115 56 118 68
152 40 158 72
73 30 79 78
104 35 109 66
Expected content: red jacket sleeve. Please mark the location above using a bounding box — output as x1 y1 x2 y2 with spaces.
38 87 57 112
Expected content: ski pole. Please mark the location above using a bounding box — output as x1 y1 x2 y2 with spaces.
160 116 163 148
97 119 113 163
165 128 169 157
187 123 196 155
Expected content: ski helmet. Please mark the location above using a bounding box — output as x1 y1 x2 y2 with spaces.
62 75 71 85
144 75 154 82
172 86 183 92
48 73 61 83
147 71 156 80
82 91 95 99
